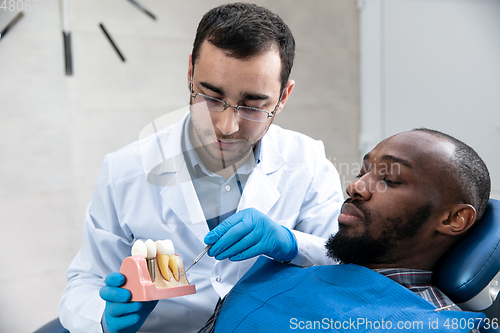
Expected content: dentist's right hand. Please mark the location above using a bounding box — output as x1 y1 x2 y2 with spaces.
99 272 158 333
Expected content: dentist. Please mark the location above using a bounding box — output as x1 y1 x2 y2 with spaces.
59 3 343 333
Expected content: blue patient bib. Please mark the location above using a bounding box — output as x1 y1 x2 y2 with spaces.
214 257 485 332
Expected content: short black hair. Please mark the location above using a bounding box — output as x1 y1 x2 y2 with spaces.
412 128 491 220
191 2 295 92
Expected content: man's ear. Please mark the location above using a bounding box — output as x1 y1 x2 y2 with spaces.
273 80 295 116
187 54 193 91
436 204 476 236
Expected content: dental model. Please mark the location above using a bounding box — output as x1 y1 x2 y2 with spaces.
127 238 190 288
151 239 190 288
119 238 195 301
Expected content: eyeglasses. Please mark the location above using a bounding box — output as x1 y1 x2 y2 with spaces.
189 73 283 123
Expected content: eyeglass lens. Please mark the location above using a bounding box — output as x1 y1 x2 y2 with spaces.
193 95 268 122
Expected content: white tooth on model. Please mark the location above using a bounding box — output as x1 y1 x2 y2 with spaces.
131 240 147 258
156 239 175 281
144 239 157 282
145 239 157 258
156 239 174 256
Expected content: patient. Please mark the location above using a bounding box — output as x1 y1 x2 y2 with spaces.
199 128 491 333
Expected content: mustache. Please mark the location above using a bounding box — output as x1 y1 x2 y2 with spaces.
215 135 244 141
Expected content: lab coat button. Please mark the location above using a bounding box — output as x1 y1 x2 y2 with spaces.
225 185 231 192
216 276 222 283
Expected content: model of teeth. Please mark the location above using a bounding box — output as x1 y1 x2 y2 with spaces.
155 239 175 281
130 238 190 288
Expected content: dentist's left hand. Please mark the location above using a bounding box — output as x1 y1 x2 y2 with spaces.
204 208 298 262
99 272 158 333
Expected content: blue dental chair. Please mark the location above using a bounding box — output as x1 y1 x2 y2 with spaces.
33 318 68 333
436 198 500 331
34 199 500 333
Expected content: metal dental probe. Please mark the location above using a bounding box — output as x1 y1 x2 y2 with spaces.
182 244 213 275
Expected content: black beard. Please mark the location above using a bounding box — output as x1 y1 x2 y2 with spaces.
325 199 434 266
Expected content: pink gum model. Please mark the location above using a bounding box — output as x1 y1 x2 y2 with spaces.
120 255 196 302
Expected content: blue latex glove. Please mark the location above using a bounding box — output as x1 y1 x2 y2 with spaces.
204 208 298 262
99 272 158 333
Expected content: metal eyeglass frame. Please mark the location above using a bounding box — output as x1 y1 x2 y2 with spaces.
189 70 284 123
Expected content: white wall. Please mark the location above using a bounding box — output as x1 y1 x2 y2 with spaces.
360 0 500 199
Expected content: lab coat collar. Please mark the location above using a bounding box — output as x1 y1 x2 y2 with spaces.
152 113 210 242
236 126 287 215
151 113 205 220
159 160 210 241
141 109 188 182
258 125 287 174
139 110 206 226
237 166 281 215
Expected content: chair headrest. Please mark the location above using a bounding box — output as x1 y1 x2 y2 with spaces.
436 199 500 308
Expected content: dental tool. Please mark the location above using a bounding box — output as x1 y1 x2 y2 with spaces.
183 244 213 275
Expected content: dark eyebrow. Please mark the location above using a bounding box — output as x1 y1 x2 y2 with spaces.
200 81 225 96
363 153 414 169
241 92 270 101
381 154 414 169
199 81 270 101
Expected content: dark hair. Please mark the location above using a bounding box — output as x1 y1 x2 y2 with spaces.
412 128 491 220
191 2 295 92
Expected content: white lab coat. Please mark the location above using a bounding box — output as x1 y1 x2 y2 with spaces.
59 113 343 332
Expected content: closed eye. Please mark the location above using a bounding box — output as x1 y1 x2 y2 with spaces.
383 178 401 186
240 105 264 112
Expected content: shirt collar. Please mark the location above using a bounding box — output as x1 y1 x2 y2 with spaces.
374 268 434 289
